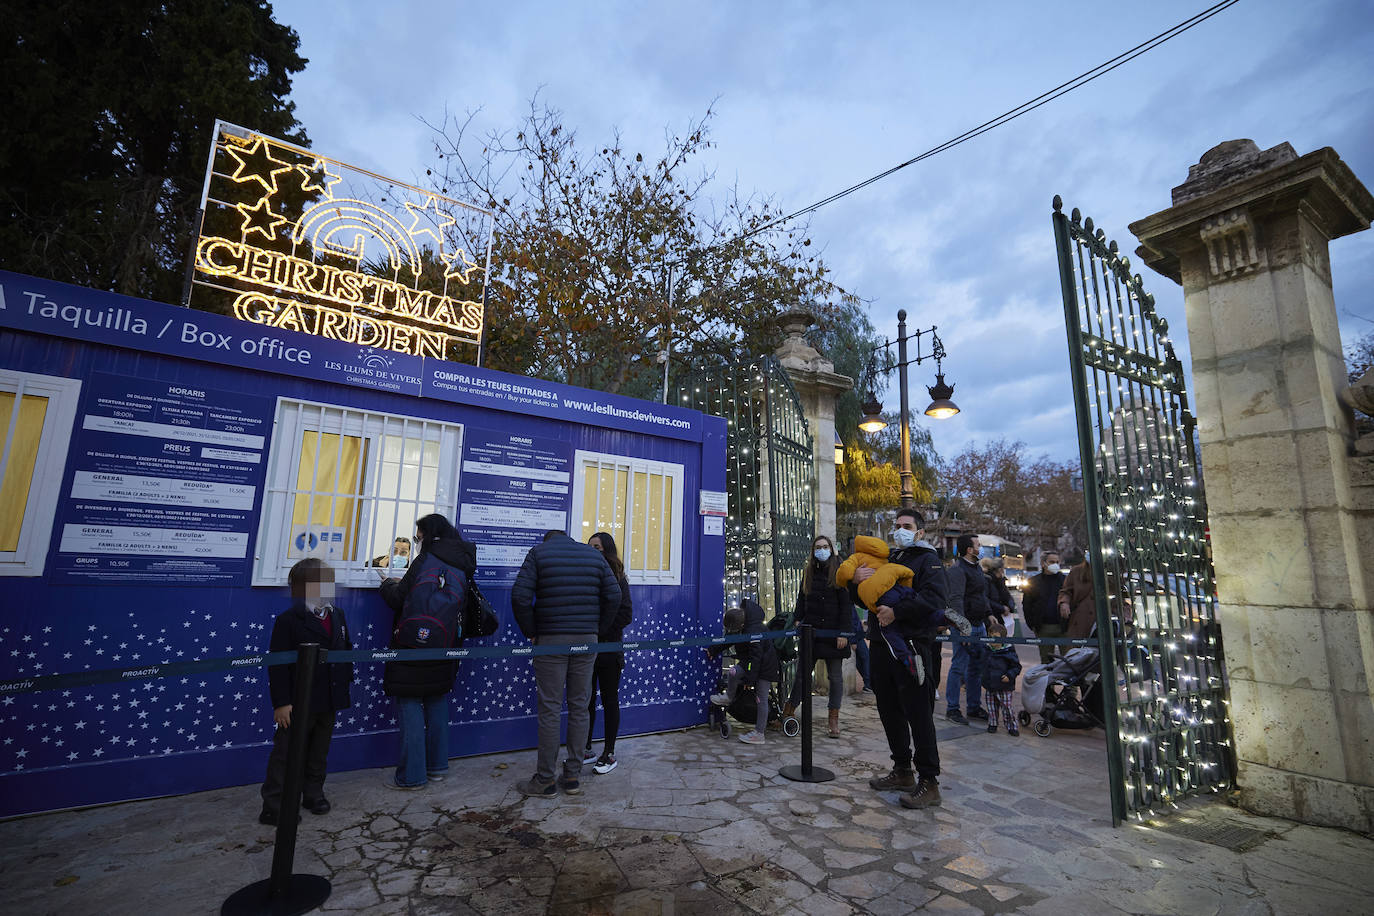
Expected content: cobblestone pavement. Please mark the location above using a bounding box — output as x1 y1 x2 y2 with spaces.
3 672 1372 914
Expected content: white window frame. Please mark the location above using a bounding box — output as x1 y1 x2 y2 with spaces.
570 449 684 586
253 398 463 587
0 370 81 576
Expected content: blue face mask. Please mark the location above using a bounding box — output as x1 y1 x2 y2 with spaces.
814 548 831 563
892 528 916 549
390 554 409 569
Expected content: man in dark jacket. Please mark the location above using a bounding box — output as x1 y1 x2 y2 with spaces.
849 507 948 810
511 530 621 797
945 534 992 725
259 557 353 824
1022 551 1066 665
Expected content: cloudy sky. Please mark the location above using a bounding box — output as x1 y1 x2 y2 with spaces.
272 0 1373 463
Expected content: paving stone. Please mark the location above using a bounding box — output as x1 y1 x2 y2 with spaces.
827 868 902 899
822 848 883 870
607 839 705 889
932 874 975 894
851 809 897 830
788 799 820 816
985 883 1020 902
945 854 996 880
831 829 883 850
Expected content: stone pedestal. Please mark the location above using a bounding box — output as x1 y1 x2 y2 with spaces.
1130 140 1374 832
775 308 857 690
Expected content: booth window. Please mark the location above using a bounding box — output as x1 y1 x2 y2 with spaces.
0 370 81 576
254 399 462 586
571 450 683 585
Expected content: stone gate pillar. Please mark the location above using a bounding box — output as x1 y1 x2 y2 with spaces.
1130 141 1374 831
774 308 854 541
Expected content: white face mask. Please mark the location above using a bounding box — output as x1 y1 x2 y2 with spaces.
1046 563 1061 575
814 548 831 562
892 528 916 549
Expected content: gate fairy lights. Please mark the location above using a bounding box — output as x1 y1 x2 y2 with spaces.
676 355 814 623
1052 196 1235 825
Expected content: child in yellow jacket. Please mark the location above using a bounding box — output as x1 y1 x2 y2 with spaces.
838 536 972 684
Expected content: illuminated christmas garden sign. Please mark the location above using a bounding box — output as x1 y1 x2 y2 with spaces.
187 121 493 362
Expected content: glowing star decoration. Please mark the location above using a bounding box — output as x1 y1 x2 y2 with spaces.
235 197 287 242
188 121 493 360
223 137 294 195
296 159 341 196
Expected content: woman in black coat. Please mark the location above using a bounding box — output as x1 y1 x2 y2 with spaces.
581 531 633 774
378 513 476 788
783 534 854 738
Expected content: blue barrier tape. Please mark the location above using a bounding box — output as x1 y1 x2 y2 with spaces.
0 628 1112 696
0 630 792 696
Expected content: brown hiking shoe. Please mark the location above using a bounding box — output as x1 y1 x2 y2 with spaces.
868 767 916 790
899 778 942 809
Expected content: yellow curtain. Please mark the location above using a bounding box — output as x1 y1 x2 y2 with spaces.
291 431 366 558
0 393 49 552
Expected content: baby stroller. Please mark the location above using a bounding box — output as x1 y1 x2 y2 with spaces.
1019 646 1105 737
707 657 799 738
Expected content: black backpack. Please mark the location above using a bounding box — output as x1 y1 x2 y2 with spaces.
394 553 465 649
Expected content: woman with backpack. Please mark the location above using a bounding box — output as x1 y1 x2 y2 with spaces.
782 534 854 738
581 531 633 774
379 513 476 789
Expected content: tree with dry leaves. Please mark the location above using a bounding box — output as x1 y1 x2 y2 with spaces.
425 99 844 397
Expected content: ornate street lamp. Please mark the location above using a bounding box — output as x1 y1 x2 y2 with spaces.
859 310 958 507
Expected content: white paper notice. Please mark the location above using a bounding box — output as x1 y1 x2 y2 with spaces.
703 516 724 536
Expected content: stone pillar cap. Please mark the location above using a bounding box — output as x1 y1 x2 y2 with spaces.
1129 143 1374 284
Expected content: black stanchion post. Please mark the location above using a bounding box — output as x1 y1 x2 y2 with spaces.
780 624 834 783
222 643 332 916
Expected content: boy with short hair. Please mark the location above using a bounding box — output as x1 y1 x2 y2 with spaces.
981 618 1023 736
258 558 354 825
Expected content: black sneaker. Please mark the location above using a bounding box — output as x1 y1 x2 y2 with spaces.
967 708 989 721
868 767 916 791
1008 726 1020 737
945 709 968 725
899 778 943 809
987 723 997 733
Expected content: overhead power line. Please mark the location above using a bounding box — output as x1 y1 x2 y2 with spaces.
725 0 1242 248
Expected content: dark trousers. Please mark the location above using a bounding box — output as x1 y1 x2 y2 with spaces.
587 657 624 755
869 634 940 781
260 709 335 813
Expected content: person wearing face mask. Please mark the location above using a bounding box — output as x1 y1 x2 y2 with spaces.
944 534 993 726
1022 551 1068 666
258 558 354 825
783 535 853 738
840 507 948 810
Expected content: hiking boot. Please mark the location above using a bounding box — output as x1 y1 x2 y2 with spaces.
868 767 916 791
967 708 989 721
943 607 973 636
518 775 557 798
899 778 942 809
945 708 968 725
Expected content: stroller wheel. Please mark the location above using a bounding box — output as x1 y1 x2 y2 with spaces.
1018 710 1031 726
1033 719 1052 738
782 716 800 738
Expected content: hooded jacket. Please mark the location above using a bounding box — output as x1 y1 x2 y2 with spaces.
837 535 916 612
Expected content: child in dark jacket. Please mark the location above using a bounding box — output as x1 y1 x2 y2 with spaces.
259 558 353 825
708 599 779 745
981 618 1022 736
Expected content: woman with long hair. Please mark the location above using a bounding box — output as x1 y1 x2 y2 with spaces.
582 531 633 773
379 513 475 788
784 534 854 738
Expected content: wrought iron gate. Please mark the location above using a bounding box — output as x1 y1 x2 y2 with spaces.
1052 196 1235 825
676 355 814 622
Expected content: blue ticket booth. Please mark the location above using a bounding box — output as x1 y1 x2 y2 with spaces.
0 270 726 818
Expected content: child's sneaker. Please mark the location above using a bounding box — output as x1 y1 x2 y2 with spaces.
943 607 973 636
738 730 765 745
1008 726 1020 737
987 723 998 733
709 692 730 706
593 753 617 774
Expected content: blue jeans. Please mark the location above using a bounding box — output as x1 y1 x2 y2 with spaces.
945 623 988 713
395 695 449 787
851 609 871 687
